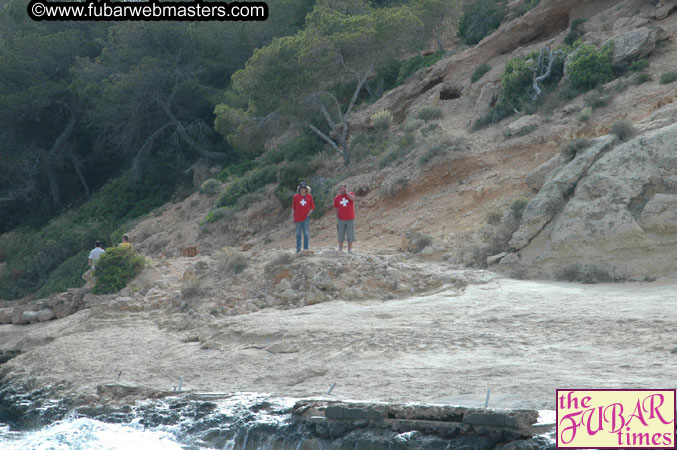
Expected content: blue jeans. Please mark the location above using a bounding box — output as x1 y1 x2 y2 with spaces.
295 217 310 251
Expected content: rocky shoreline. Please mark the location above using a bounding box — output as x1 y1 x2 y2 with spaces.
0 378 555 449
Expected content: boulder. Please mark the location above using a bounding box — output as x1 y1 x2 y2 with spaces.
515 121 677 279
470 82 499 128
0 307 12 324
22 311 40 324
37 309 56 322
640 194 677 233
505 115 541 137
487 252 508 266
510 135 615 250
280 289 298 302
608 27 657 68
525 155 563 191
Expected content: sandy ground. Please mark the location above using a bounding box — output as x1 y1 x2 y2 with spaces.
2 275 676 411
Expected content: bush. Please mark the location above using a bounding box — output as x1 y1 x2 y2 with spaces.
277 131 324 162
513 0 540 17
556 263 616 283
201 206 237 225
471 63 491 83
404 118 425 132
486 209 502 225
418 144 446 165
378 132 416 169
236 192 264 211
393 51 445 87
561 138 591 160
199 179 222 196
218 250 249 275
577 106 592 121
35 250 89 299
380 177 409 199
631 72 652 85
629 58 649 72
274 160 322 207
215 160 258 182
583 86 610 109
566 42 614 92
217 165 277 208
563 18 586 46
611 120 635 141
660 71 677 84
510 197 529 220
457 0 505 46
92 247 145 295
415 106 444 121
371 110 393 132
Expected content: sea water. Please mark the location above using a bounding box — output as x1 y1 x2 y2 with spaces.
0 417 188 449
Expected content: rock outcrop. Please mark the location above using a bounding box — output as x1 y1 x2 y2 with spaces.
511 120 677 280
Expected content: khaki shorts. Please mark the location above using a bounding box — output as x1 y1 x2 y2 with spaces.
337 219 355 243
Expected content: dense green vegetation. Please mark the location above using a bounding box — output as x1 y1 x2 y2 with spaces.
0 0 459 299
91 247 146 295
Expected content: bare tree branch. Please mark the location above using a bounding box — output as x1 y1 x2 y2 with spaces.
307 123 341 153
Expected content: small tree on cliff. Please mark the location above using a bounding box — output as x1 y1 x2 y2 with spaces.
217 0 435 165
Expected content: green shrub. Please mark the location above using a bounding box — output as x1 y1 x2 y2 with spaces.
471 63 491 83
660 71 677 84
563 18 586 46
628 58 649 72
92 247 145 295
510 197 529 219
274 160 322 207
380 177 409 199
556 263 616 283
420 122 441 136
583 87 611 109
217 165 277 208
513 0 540 17
561 138 591 160
394 51 446 86
566 42 614 92
418 143 447 165
199 179 222 196
416 106 444 121
631 72 652 85
404 118 425 132
236 192 264 211
486 209 502 225
216 160 258 182
480 47 568 127
219 251 249 274
201 206 237 225
277 131 324 162
457 0 505 46
35 250 89 299
611 120 635 141
577 106 592 121
371 110 393 132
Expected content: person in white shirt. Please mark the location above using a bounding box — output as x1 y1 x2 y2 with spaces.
88 241 106 272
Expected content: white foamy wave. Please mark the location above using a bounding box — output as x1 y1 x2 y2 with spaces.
0 417 184 450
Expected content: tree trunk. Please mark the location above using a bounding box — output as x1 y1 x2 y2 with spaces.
45 162 61 208
71 152 90 198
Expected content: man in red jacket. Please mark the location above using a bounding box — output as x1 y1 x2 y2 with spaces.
292 181 315 252
333 183 356 252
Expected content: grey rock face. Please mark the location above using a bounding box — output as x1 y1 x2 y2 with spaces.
608 27 657 68
510 135 616 250
513 121 677 279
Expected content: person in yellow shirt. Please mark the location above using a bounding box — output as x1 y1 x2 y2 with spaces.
119 234 131 248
